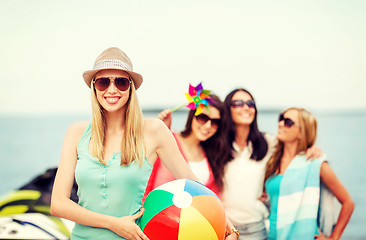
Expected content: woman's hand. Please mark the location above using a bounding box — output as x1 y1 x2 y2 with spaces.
225 220 240 240
306 145 323 160
314 233 335 240
258 192 268 202
225 232 239 240
157 109 172 129
110 208 149 240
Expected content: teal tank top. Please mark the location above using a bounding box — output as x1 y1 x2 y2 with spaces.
265 174 283 240
71 123 153 240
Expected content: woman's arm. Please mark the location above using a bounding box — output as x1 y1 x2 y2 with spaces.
51 122 148 240
146 119 236 239
316 162 354 240
224 217 240 240
157 109 172 129
146 118 198 181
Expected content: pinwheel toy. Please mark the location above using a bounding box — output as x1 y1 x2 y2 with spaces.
171 83 212 115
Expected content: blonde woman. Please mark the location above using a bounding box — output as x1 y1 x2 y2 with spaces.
264 108 354 240
50 47 199 240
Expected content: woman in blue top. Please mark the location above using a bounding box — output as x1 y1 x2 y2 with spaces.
221 88 323 240
264 108 354 240
50 47 199 240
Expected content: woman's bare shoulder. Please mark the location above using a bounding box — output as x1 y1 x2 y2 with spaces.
69 121 90 132
143 118 166 133
65 121 90 141
143 118 172 147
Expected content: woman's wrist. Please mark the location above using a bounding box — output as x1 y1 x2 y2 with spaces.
104 215 118 230
329 236 339 240
225 228 240 239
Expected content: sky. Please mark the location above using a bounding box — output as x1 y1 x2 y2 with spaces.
1 0 365 114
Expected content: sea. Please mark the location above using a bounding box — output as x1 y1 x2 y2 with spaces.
0 109 365 239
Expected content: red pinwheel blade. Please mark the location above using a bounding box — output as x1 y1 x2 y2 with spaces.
188 84 196 96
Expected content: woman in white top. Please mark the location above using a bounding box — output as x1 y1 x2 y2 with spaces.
221 88 321 240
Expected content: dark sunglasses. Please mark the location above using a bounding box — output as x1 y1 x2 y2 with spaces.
278 113 297 128
93 77 131 92
230 99 256 108
195 113 221 128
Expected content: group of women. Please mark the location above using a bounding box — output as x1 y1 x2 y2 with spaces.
51 47 354 240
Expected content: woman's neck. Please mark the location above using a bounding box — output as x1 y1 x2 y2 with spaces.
283 142 298 158
234 124 250 150
280 142 299 172
180 132 201 147
104 110 126 134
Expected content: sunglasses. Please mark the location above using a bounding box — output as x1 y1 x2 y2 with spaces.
195 113 221 128
93 77 131 92
278 113 297 128
230 99 256 108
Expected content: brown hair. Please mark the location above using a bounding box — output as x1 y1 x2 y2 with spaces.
264 108 317 182
224 88 268 161
181 94 232 191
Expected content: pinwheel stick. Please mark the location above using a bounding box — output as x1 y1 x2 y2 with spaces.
170 103 186 113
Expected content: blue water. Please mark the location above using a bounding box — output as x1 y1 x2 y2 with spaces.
0 110 365 239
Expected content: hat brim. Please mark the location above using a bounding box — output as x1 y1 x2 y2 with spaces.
83 68 143 90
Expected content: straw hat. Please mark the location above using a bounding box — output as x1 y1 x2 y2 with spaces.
83 47 143 90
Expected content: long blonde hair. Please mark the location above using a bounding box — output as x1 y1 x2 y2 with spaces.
264 108 317 182
90 79 145 166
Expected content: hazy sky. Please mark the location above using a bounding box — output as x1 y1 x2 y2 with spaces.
1 0 365 114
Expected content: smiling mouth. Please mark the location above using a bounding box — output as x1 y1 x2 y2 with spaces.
199 128 214 136
104 97 121 104
239 113 252 118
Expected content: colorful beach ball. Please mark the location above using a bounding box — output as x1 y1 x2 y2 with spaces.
140 179 226 240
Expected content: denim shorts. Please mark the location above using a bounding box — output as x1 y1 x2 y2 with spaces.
235 220 268 240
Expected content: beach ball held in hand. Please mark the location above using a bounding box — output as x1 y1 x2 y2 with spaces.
140 179 226 240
